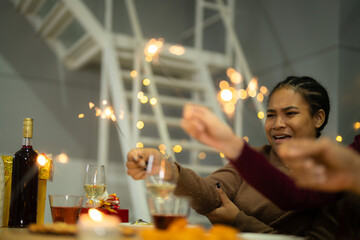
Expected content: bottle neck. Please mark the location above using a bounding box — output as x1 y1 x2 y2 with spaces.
22 137 33 147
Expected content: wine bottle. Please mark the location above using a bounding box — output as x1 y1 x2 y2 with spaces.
8 118 39 227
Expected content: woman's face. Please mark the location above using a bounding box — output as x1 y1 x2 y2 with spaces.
265 87 318 153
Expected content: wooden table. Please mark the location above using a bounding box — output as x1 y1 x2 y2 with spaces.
0 228 76 240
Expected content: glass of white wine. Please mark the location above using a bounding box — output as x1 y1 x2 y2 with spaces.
145 155 177 199
84 164 106 208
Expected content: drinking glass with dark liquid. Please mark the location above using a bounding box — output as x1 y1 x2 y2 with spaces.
49 195 84 224
147 194 191 230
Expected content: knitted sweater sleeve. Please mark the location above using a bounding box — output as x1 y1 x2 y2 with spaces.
229 143 341 210
173 162 242 215
232 211 279 233
349 135 360 153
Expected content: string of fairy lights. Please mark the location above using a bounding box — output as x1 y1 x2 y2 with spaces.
74 38 359 163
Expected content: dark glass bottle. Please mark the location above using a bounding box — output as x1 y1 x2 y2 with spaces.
8 118 39 227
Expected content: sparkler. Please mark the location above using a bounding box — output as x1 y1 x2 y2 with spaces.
86 101 133 149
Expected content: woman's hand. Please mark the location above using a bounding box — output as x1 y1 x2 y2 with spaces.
181 103 244 160
126 148 179 181
205 186 240 224
278 138 360 194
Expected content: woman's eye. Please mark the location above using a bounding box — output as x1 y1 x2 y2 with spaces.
267 114 274 118
286 112 298 116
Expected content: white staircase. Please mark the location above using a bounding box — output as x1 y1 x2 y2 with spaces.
11 0 265 221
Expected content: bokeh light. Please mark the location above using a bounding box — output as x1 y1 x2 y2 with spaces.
143 78 151 86
150 98 157 105
220 89 233 102
198 152 206 160
219 80 229 90
136 142 144 148
173 145 182 153
257 111 265 119
136 121 144 129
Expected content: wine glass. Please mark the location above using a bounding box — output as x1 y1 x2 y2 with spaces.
145 155 177 199
84 164 106 208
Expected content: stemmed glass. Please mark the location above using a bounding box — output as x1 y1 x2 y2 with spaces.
84 164 106 208
145 155 177 199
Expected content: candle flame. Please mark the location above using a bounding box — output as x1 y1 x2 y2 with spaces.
220 152 225 158
336 135 343 142
89 208 103 222
37 154 47 166
78 113 85 119
243 136 249 143
102 100 108 105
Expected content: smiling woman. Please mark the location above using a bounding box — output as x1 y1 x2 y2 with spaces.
126 76 341 239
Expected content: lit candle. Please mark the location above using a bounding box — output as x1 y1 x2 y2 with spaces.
78 208 120 240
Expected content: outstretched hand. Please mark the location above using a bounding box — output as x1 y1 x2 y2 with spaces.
278 138 360 194
181 103 244 160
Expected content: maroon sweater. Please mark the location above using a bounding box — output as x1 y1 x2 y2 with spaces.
229 135 360 210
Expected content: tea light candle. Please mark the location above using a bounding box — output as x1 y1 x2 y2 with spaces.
78 208 120 240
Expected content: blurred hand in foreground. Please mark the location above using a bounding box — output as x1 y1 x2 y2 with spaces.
278 138 360 194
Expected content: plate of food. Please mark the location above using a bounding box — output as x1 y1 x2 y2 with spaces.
28 222 77 235
239 233 304 240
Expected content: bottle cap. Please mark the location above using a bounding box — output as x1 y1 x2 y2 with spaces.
23 118 33 138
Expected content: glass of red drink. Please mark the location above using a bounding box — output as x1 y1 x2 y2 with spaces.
147 194 191 230
49 195 84 224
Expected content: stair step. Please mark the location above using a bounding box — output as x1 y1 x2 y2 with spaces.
63 34 101 69
121 70 205 92
13 0 45 14
125 91 210 108
36 1 73 38
132 114 181 127
140 137 216 152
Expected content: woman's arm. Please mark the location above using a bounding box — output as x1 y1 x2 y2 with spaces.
174 163 242 215
229 143 341 210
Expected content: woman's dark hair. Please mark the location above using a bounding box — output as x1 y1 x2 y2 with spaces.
268 76 330 138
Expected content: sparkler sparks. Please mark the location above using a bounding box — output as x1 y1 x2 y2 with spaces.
354 122 360 130
144 38 164 62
